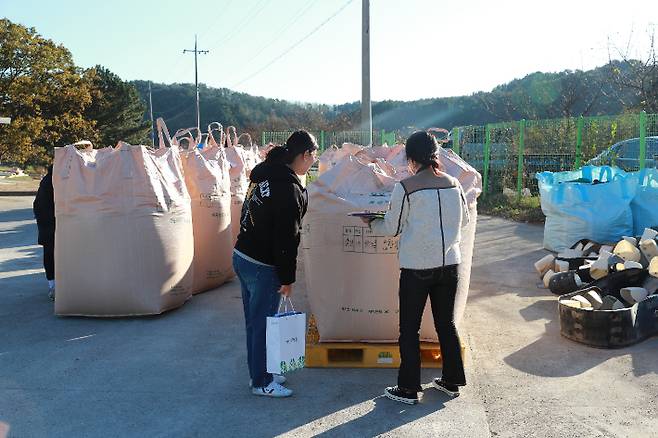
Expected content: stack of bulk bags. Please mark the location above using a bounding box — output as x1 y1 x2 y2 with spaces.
302 147 481 342
224 126 249 243
53 141 194 316
537 166 637 251
161 120 235 294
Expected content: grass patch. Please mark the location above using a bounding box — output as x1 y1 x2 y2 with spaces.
478 193 545 223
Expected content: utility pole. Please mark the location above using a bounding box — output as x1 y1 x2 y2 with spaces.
361 0 372 146
184 35 209 132
148 81 155 147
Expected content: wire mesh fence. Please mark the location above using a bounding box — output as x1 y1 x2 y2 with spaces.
261 129 397 150
263 112 656 197
452 111 658 197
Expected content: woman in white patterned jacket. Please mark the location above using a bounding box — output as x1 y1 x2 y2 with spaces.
364 130 470 405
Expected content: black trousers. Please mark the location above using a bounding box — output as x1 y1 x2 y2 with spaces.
398 264 466 392
43 242 55 281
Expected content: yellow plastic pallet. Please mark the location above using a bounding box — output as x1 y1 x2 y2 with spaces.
305 314 464 369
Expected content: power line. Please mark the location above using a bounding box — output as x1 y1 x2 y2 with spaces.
165 53 191 84
229 0 321 77
197 0 236 43
230 0 354 89
206 0 272 51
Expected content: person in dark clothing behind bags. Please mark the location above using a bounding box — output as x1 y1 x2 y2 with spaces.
233 130 318 398
364 131 470 405
33 165 56 300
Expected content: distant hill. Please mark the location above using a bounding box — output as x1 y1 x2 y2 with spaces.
133 61 638 140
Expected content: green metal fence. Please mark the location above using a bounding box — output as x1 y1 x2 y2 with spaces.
261 129 397 150
452 111 658 198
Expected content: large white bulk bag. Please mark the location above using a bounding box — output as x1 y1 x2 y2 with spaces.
236 133 262 177
179 122 234 293
224 126 249 243
53 141 194 316
302 155 438 342
303 145 481 341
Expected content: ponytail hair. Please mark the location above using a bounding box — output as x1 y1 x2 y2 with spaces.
265 130 318 165
405 130 445 175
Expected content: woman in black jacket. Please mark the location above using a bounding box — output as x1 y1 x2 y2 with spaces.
233 130 318 398
33 165 56 300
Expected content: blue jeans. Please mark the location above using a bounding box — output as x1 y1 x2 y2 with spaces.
232 252 282 388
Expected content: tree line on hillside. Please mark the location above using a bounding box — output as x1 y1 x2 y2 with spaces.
1 17 656 166
139 59 654 139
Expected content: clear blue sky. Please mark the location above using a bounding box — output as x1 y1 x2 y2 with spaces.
2 0 656 104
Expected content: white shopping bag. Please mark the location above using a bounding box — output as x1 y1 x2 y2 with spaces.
266 298 306 374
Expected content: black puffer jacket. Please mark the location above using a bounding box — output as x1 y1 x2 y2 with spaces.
33 165 55 246
234 162 308 285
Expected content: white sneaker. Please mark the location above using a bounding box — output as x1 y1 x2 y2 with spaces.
249 375 286 388
48 287 55 301
252 381 292 398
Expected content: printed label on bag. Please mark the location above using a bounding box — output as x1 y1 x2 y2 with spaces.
340 306 397 314
199 192 226 208
206 268 232 280
169 285 190 296
343 226 398 254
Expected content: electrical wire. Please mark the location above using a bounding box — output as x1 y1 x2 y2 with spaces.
206 0 272 51
229 0 321 76
229 0 354 89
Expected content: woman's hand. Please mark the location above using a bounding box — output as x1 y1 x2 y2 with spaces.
279 284 293 297
360 217 374 225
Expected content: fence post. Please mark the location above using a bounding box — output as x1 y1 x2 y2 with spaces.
517 119 525 200
574 115 583 169
640 111 647 170
261 132 266 146
452 127 460 155
320 130 326 151
483 124 491 197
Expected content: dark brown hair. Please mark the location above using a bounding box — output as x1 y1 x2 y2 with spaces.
405 130 444 174
265 130 318 165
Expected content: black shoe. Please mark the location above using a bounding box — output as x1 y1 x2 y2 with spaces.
432 378 460 397
384 386 418 405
